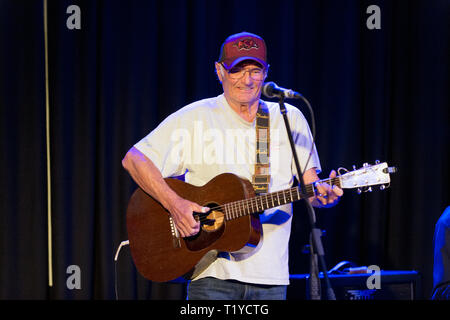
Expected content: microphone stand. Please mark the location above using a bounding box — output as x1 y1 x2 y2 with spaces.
277 95 336 300
308 231 321 300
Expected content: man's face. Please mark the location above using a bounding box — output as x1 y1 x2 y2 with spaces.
215 60 267 106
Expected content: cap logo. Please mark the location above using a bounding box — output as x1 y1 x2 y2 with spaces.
233 38 259 51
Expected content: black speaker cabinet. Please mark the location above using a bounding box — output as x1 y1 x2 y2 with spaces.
287 271 421 300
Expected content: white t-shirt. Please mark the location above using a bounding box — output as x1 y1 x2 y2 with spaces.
134 94 321 285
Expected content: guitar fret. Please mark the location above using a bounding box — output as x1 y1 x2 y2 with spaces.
224 203 228 220
238 201 241 217
225 203 228 220
237 201 241 217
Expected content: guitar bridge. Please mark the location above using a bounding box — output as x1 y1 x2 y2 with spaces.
169 216 181 248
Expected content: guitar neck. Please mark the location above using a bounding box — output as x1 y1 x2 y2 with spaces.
223 177 341 220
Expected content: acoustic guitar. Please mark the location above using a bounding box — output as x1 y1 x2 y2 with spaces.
126 161 396 282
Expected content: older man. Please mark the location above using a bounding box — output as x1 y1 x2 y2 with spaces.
122 32 342 299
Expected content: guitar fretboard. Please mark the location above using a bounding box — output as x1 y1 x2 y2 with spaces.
223 177 341 220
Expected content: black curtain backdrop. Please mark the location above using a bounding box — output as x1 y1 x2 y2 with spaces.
0 0 449 300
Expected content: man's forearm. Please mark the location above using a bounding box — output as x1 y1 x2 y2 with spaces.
122 146 179 210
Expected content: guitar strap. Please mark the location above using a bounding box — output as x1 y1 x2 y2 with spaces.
252 101 270 194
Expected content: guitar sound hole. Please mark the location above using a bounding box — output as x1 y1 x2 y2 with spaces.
185 202 225 251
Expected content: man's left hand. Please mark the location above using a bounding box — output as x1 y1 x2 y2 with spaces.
313 170 343 208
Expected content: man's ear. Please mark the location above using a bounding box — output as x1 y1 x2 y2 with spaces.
215 62 224 83
264 66 269 80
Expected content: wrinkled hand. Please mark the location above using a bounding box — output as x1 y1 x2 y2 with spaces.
313 170 343 207
167 197 209 238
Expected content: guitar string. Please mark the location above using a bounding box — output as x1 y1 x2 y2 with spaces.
197 177 339 219
193 186 301 220
220 177 339 217
193 177 340 224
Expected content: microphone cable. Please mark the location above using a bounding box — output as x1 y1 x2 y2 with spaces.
114 240 129 300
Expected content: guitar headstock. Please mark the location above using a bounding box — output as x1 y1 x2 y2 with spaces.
339 161 397 193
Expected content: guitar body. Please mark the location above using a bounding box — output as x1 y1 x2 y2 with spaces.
126 173 262 282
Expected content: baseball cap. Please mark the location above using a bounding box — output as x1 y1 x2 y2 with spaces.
218 32 268 70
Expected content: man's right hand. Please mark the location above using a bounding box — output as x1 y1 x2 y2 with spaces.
167 197 210 238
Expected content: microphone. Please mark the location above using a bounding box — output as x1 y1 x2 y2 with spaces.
262 81 303 99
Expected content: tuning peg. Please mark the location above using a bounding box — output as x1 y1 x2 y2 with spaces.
366 187 372 192
383 166 398 174
375 160 380 164
363 163 369 168
357 188 362 194
353 165 357 170
380 185 386 190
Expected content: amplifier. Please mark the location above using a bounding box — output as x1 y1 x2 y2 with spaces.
288 271 421 300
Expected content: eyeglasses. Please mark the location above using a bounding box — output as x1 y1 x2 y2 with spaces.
223 64 265 81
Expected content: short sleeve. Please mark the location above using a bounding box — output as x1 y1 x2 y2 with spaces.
134 112 188 178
